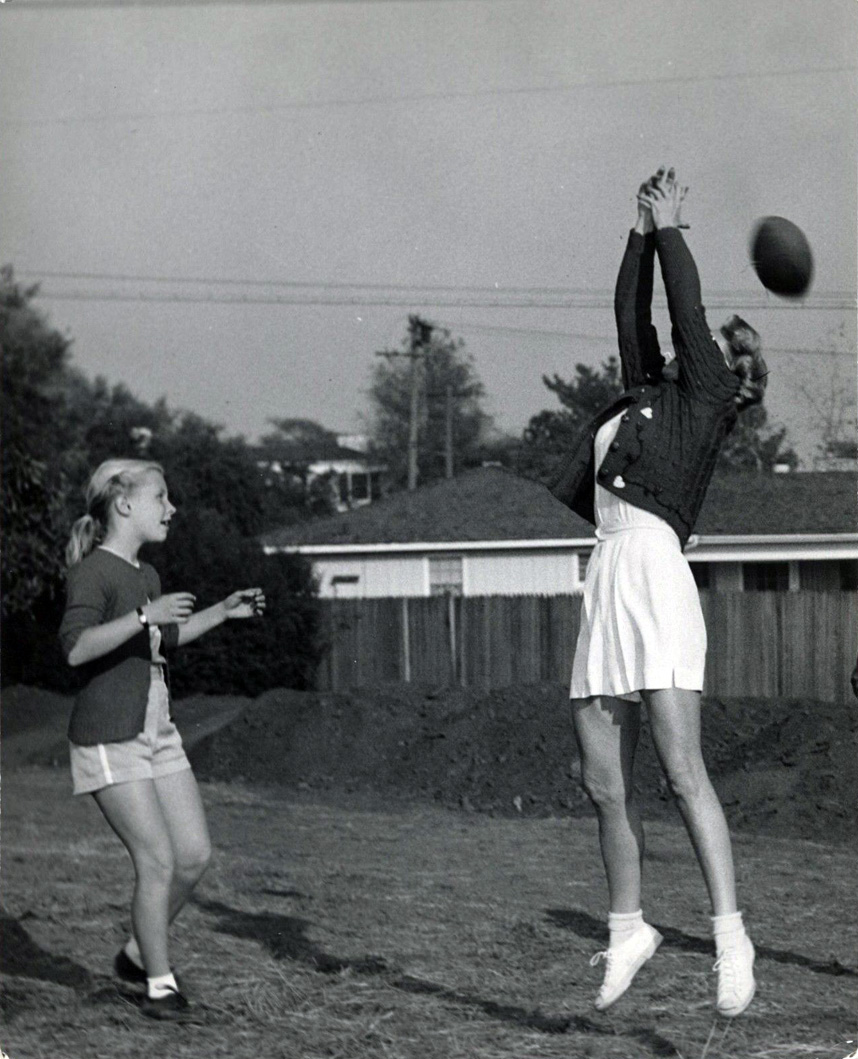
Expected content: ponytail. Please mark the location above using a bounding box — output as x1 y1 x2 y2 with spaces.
65 458 164 568
65 513 102 567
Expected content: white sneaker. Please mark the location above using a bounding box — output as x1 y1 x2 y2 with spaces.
713 933 756 1017
590 923 663 1011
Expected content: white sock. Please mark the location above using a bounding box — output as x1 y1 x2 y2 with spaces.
123 937 144 970
608 909 645 947
711 911 745 955
147 972 179 999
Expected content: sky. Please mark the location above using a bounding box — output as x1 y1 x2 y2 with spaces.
2 0 856 466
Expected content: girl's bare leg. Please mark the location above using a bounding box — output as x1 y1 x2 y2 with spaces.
572 695 644 912
153 768 212 923
94 780 175 977
643 688 737 915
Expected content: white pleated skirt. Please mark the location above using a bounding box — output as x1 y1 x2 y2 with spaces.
569 411 707 703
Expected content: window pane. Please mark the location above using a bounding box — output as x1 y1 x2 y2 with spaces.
429 555 463 596
840 560 858 591
742 562 789 592
351 473 369 500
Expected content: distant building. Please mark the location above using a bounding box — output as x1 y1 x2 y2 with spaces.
262 466 858 598
256 433 387 513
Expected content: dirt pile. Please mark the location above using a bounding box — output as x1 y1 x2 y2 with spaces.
187 683 857 843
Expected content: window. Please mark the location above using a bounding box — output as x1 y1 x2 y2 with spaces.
429 555 463 596
742 562 790 592
331 574 360 598
577 550 592 583
690 563 711 589
351 473 369 501
338 473 349 504
841 560 858 591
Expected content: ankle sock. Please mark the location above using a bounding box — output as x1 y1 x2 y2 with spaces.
123 938 144 970
711 911 745 955
147 972 179 999
608 909 645 947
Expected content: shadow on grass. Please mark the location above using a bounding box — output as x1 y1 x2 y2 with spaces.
0 911 92 991
546 908 857 978
195 897 680 1054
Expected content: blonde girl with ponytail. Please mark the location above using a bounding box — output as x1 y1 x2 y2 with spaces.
60 458 265 1022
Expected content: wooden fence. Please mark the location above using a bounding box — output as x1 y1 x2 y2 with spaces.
316 592 858 703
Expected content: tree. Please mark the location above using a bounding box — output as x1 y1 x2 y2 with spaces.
518 352 798 478
366 317 490 488
1 268 78 619
517 357 623 482
257 418 340 520
794 326 857 467
0 266 323 691
716 404 798 473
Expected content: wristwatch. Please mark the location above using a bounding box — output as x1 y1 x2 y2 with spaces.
136 607 149 628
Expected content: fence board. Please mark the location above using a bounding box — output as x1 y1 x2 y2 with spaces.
317 592 857 703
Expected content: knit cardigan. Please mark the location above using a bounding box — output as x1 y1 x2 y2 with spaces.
59 548 179 746
550 227 740 548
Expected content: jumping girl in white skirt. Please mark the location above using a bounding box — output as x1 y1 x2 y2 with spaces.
551 169 768 1018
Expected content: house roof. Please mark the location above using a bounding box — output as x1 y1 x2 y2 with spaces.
256 440 370 463
261 466 858 549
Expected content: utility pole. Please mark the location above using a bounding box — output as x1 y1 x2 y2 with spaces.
375 315 433 492
444 383 454 479
407 333 422 491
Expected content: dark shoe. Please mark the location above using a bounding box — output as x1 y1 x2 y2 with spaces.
140 988 191 1021
115 950 186 994
114 949 147 985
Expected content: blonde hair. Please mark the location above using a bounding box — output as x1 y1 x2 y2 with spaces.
65 458 164 567
720 314 768 411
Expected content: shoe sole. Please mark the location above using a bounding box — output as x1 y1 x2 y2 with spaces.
140 1006 193 1023
594 930 663 1011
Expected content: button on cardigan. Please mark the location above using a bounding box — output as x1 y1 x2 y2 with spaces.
550 227 740 548
59 548 179 746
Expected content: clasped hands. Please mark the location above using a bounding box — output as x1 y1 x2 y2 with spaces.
637 166 689 232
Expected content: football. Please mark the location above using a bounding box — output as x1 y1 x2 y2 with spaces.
750 216 813 298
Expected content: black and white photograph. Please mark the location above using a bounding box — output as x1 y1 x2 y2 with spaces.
1 1 856 1057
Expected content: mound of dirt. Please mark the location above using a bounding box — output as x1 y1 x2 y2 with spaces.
188 683 857 843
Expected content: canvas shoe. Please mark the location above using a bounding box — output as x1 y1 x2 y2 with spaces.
713 933 755 1017
590 923 663 1010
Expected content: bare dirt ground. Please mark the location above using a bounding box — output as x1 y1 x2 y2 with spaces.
2 684 856 1059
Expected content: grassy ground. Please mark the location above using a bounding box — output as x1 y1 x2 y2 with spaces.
2 767 856 1059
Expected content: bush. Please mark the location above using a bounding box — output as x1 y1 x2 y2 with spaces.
148 509 323 698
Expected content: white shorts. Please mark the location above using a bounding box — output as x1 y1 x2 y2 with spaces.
70 667 191 795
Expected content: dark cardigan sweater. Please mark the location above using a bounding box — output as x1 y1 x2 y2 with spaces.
550 227 740 548
59 548 179 746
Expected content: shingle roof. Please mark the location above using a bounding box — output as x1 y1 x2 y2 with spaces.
261 467 858 548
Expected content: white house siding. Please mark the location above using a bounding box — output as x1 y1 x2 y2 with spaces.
304 546 585 598
465 550 581 596
270 534 858 599
314 555 426 598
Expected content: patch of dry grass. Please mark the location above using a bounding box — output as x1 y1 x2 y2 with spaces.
2 768 856 1059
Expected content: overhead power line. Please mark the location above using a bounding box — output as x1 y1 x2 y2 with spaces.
428 318 857 356
16 268 857 311
2 64 854 126
30 286 856 313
